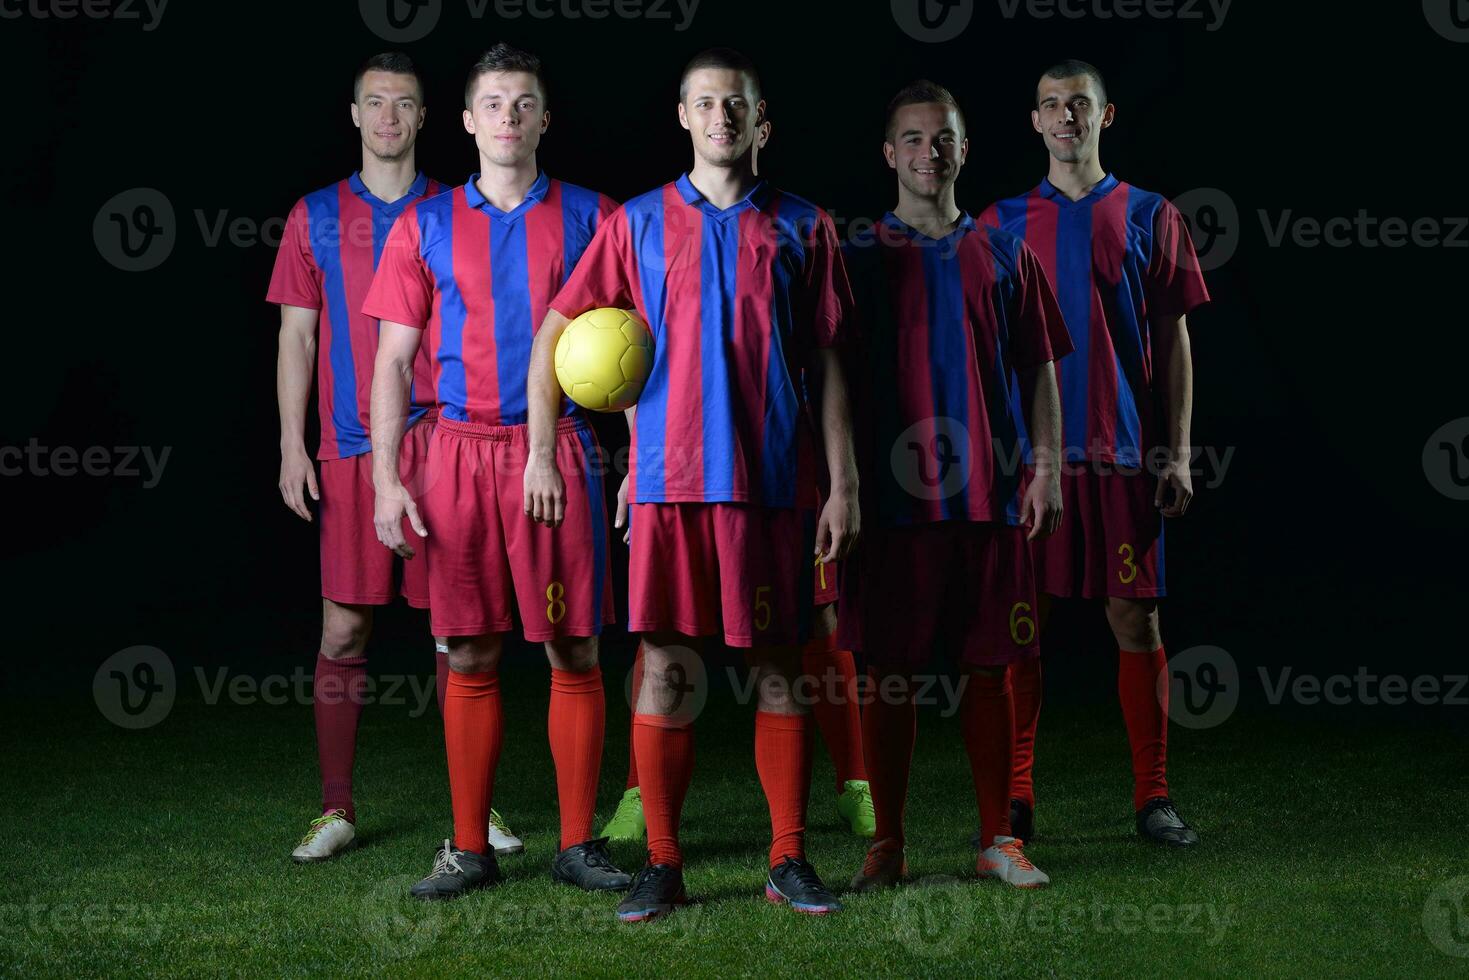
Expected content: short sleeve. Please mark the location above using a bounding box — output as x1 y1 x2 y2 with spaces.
361 210 432 329
801 210 854 349
550 207 636 319
1010 240 1074 370
265 199 322 310
1146 199 1211 319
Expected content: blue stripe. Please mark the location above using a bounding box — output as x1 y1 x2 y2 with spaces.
423 200 469 422
986 234 1024 524
921 239 970 519
700 216 738 496
761 205 806 507
991 195 1029 239
1111 185 1157 466
559 182 602 278
305 187 364 454
573 423 609 632
1054 206 1093 461
629 195 669 499
489 218 532 425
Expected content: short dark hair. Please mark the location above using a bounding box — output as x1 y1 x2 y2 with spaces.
465 43 548 110
353 51 423 103
884 79 965 142
1037 59 1108 106
678 47 761 104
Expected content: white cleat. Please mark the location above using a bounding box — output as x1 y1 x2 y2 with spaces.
291 809 356 863
488 808 524 856
977 835 1050 888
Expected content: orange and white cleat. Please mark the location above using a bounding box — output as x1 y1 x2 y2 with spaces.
976 835 1050 888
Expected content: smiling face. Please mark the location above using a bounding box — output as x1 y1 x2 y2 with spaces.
885 101 968 201
462 70 547 168
678 67 765 169
351 70 425 163
1032 72 1113 164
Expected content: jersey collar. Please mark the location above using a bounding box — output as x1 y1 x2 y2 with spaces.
675 172 772 216
1037 172 1119 206
880 210 975 245
464 171 551 222
348 170 429 210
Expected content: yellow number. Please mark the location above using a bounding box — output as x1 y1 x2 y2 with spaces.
815 557 828 592
546 581 567 624
1009 601 1036 646
1117 543 1139 585
754 585 772 632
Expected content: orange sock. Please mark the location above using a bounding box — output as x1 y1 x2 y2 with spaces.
802 633 868 790
1118 646 1169 809
960 671 1014 849
549 666 605 850
1009 657 1043 807
626 643 644 790
444 670 502 856
755 710 812 868
861 672 915 846
633 713 694 868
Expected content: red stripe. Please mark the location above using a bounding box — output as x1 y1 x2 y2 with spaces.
661 185 703 498
525 180 565 336
1088 188 1129 456
1022 192 1063 449
890 236 938 522
731 205 771 502
451 187 500 424
958 230 997 521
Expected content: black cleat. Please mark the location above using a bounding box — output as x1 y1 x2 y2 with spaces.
409 840 501 900
1010 798 1035 842
765 856 843 915
1136 796 1200 847
552 837 632 892
616 863 687 922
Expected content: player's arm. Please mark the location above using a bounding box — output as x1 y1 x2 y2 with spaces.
370 321 427 558
1018 363 1063 542
525 309 571 528
277 305 319 521
808 347 860 562
1153 313 1194 517
614 404 635 544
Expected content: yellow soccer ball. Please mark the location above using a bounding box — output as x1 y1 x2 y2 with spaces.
554 307 654 412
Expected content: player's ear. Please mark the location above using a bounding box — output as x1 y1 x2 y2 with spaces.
1030 108 1043 134
677 100 690 131
1100 102 1116 128
754 98 767 126
540 109 550 134
882 140 897 170
959 136 970 164
351 102 362 128
463 108 475 135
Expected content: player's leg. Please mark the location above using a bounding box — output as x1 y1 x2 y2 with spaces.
1007 592 1051 842
599 640 646 842
850 667 914 892
803 585 874 838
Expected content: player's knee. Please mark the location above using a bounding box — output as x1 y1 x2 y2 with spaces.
545 636 598 672
445 635 502 674
1106 598 1161 650
320 606 371 659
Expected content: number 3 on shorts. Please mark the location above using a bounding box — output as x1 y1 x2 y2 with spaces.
1117 543 1139 585
754 585 772 632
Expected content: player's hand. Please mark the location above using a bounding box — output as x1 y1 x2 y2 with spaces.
374 480 427 558
614 473 631 545
1021 471 1063 542
524 453 566 528
815 489 859 563
1155 456 1194 518
279 445 319 522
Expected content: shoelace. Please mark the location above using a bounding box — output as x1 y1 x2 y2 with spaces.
429 840 465 879
777 857 826 893
1144 798 1183 824
488 809 513 834
298 809 346 846
580 840 619 872
626 865 670 902
996 839 1036 871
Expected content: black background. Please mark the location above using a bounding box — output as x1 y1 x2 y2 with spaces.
3 0 1465 706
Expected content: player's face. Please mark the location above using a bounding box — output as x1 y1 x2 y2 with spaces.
1032 74 1113 163
351 71 425 162
463 71 548 168
678 68 765 168
884 102 968 200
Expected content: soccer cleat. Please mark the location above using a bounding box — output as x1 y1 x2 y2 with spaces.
977 835 1050 888
1136 796 1200 847
1010 798 1035 842
766 857 843 914
599 786 646 842
835 779 876 838
488 808 525 856
552 837 632 891
290 809 356 863
616 863 687 922
409 840 501 900
849 837 906 892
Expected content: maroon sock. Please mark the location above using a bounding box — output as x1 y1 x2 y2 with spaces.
1010 657 1043 808
1119 646 1170 809
314 654 369 824
862 671 916 847
959 671 1015 849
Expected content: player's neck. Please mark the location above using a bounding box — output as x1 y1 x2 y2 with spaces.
1046 156 1108 201
894 189 962 239
475 159 541 211
687 160 758 210
357 153 419 203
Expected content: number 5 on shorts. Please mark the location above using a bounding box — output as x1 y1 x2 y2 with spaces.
754 585 772 632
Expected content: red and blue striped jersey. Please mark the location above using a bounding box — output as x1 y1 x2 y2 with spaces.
844 213 1072 527
981 175 1209 466
362 172 617 426
267 172 446 460
549 174 851 508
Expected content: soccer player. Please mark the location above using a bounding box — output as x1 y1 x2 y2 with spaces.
526 48 861 921
980 60 1211 846
838 82 1070 891
363 44 627 899
268 53 533 863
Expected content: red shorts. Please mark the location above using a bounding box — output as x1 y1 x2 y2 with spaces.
813 557 840 607
628 503 815 647
421 416 615 640
837 522 1039 669
318 416 434 608
1032 463 1165 599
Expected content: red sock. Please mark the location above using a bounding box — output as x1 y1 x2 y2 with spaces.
549 666 605 849
755 711 813 868
1009 657 1043 807
960 671 1015 849
444 670 502 856
861 672 915 846
434 649 449 715
802 633 868 790
626 643 644 790
633 713 694 868
314 654 368 824
1118 646 1170 809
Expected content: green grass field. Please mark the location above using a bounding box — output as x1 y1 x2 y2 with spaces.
3 659 1467 978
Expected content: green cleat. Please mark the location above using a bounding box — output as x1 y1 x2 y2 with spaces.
599 786 646 842
836 779 876 838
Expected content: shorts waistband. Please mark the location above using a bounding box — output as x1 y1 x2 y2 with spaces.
435 414 588 442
